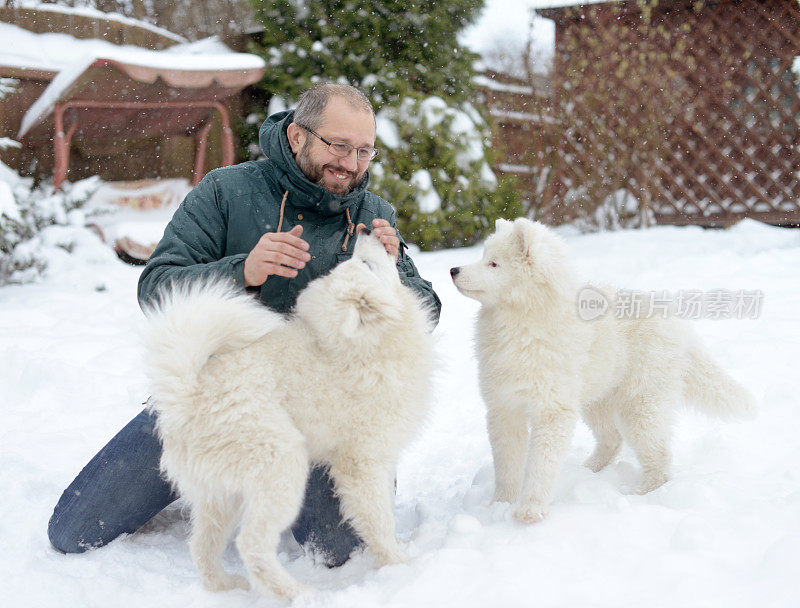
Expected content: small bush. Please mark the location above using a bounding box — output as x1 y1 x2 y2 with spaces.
0 174 99 286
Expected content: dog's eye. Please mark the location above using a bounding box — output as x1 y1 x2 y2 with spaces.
488 261 499 268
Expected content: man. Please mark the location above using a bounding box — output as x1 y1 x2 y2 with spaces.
48 83 441 567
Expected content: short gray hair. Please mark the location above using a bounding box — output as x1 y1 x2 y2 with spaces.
293 83 374 131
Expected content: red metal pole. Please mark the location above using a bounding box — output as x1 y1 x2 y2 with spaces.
193 120 214 186
214 102 235 167
53 103 67 192
52 101 237 186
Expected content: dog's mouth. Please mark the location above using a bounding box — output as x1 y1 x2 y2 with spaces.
454 284 483 296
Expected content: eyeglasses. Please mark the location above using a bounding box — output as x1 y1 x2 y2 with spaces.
297 123 379 162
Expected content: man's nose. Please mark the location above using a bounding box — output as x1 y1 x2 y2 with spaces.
338 150 359 171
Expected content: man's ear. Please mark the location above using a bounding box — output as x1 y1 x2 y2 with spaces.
286 122 306 154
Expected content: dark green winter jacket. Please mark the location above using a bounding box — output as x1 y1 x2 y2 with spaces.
137 110 441 322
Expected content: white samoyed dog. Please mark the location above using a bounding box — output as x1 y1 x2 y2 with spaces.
143 230 434 599
451 218 754 524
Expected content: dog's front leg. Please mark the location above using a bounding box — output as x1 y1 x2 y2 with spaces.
329 456 406 566
514 401 578 523
486 403 529 503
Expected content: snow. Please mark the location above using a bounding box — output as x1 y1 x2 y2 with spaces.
410 169 442 213
0 22 248 76
0 159 21 188
0 137 21 150
376 111 402 150
80 178 193 245
473 74 535 95
479 162 498 186
267 95 289 117
2 214 799 607
15 0 187 43
0 180 18 220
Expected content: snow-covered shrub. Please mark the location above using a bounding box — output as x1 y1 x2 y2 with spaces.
0 80 21 155
0 77 17 99
371 96 521 249
0 168 99 285
567 188 656 232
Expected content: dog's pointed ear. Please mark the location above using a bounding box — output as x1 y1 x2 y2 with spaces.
512 218 538 258
495 218 512 233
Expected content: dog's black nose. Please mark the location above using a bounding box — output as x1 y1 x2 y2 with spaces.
450 267 460 277
361 228 372 236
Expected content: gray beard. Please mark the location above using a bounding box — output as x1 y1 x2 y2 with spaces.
295 141 366 195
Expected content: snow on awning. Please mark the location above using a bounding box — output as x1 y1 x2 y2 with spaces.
3 19 265 190
0 21 265 140
18 47 266 140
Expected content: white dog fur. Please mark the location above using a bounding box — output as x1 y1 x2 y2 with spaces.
451 218 755 524
143 230 434 599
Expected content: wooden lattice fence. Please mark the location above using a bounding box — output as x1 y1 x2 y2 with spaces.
525 0 800 227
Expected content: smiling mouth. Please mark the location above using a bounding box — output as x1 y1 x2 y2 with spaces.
327 167 354 182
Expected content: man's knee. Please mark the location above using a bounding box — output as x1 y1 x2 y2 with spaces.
292 466 362 567
48 506 90 554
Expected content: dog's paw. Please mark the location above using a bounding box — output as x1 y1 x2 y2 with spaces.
267 577 308 601
636 472 669 495
203 573 250 592
375 544 409 566
513 504 548 524
584 455 609 473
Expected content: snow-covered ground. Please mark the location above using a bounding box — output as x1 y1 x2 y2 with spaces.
2 216 799 607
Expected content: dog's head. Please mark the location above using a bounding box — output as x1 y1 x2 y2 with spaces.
449 217 570 308
294 229 405 346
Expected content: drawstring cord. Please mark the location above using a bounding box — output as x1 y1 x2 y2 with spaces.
276 190 289 233
276 190 354 252
342 207 355 251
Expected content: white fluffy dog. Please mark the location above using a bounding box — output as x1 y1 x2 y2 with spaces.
451 218 754 523
143 230 434 599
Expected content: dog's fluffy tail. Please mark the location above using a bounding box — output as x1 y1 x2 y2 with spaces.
143 279 284 412
681 341 756 419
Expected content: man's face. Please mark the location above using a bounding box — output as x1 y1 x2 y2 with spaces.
289 96 376 195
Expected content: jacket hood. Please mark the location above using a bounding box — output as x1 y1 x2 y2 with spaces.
258 110 371 216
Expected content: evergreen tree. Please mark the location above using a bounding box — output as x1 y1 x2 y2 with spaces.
245 0 521 250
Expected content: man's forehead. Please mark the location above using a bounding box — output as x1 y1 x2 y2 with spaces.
319 96 376 143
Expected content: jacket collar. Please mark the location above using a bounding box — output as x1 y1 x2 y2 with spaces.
259 110 371 216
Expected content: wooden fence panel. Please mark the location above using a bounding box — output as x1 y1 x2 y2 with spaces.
499 0 800 227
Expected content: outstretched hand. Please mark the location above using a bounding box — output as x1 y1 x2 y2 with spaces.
243 225 311 287
356 218 400 260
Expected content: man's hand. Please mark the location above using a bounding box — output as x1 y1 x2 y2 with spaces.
243 224 311 287
356 218 400 260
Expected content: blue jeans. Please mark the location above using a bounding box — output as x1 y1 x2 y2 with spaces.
48 408 362 566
